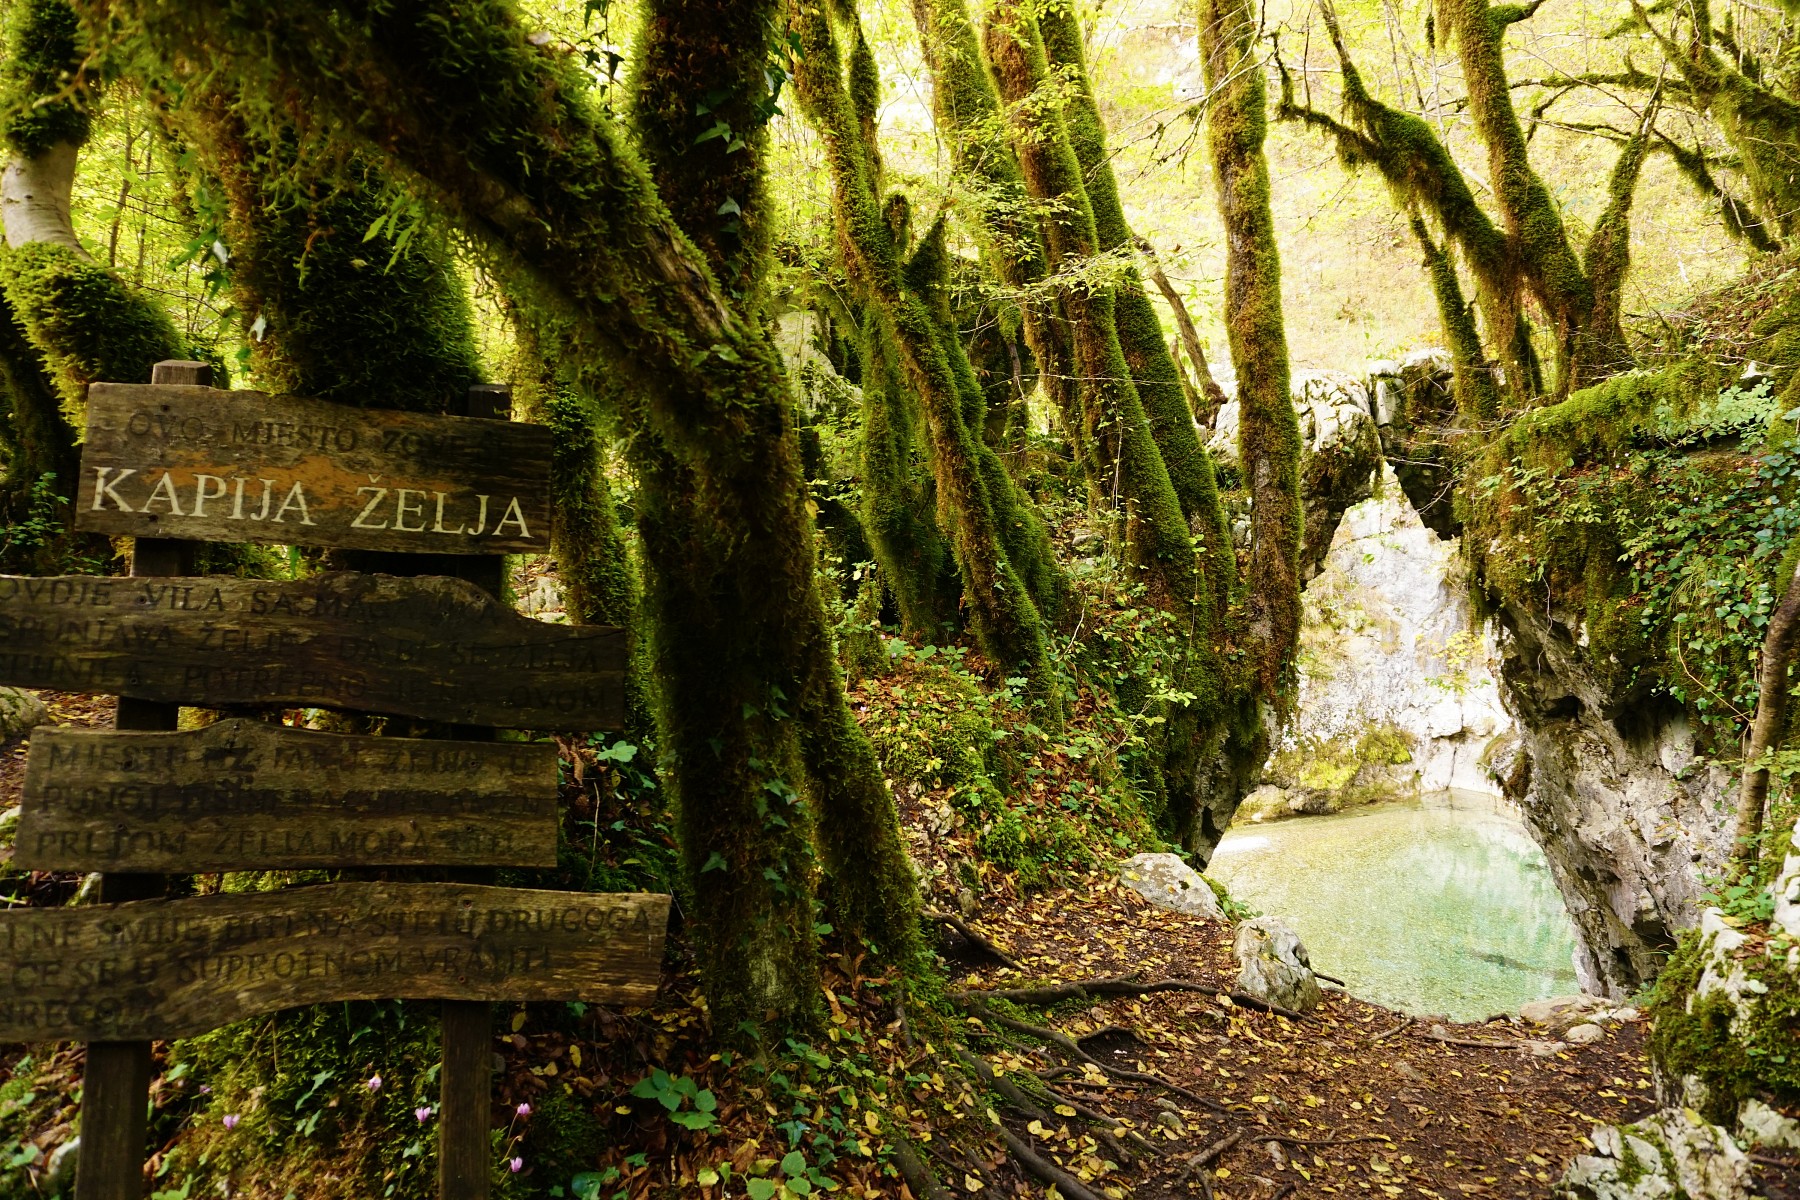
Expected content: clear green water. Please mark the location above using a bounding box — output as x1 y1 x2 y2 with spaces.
1209 791 1581 1021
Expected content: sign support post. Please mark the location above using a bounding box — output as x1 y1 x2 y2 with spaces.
439 383 510 1200
76 359 212 1200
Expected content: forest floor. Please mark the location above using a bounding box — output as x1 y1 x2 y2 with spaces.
5 687 1800 1199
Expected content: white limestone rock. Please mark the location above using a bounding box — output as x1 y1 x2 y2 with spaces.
0 686 46 745
1738 1098 1800 1151
1118 853 1223 921
1233 916 1323 1012
1557 1111 1751 1200
1521 994 1612 1035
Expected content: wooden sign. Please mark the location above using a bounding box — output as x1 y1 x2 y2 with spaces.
0 883 669 1042
74 384 552 555
0 572 623 729
14 720 558 872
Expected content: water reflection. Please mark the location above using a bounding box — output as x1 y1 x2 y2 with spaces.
1209 790 1580 1021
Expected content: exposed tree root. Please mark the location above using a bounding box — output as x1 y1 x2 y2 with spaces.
925 910 1025 971
965 1003 1231 1114
998 1125 1112 1200
1179 1128 1244 1182
955 975 1315 1022
1369 1017 1412 1043
891 1133 955 1200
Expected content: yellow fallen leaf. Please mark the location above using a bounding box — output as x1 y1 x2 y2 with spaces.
510 1011 527 1033
1054 1105 1078 1117
963 1174 983 1193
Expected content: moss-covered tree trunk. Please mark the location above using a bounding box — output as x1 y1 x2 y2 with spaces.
858 306 961 638
630 0 922 970
791 0 1058 698
1635 0 1800 247
1198 0 1301 702
100 0 876 1036
1137 236 1229 425
1037 1 1230 553
982 0 1202 617
1440 0 1596 393
908 0 1092 486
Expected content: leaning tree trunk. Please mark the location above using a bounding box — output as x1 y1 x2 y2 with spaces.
909 0 1091 481
982 0 1204 619
1439 0 1594 394
1038 0 1232 561
100 0 888 1037
1136 236 1229 425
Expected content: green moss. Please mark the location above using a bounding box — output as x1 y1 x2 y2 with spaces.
858 308 959 639
1200 0 1303 706
0 0 92 156
627 0 781 302
1038 2 1230 544
1648 929 1800 1121
793 1 1057 699
905 218 1064 619
0 242 185 420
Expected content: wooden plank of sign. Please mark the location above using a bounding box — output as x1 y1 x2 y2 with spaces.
0 572 623 729
15 720 558 872
73 384 553 556
0 883 669 1044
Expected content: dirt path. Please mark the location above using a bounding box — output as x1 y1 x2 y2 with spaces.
955 873 1665 1199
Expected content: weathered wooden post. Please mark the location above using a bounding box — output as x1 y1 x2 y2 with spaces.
76 358 210 1200
440 381 510 1200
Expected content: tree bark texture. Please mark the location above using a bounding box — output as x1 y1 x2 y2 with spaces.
1198 0 1302 702
1734 555 1800 867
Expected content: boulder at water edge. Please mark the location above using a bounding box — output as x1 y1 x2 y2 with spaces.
0 687 47 745
1118 853 1223 920
1233 916 1323 1012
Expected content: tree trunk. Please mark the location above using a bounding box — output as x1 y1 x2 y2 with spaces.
1136 236 1228 426
633 0 922 973
1440 0 1593 394
909 0 1092 485
791 0 1057 698
860 304 960 638
105 0 872 1036
1734 555 1800 868
1038 1 1230 547
982 0 1204 618
1199 0 1302 701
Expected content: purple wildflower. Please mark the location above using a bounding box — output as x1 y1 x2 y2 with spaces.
222 1114 239 1130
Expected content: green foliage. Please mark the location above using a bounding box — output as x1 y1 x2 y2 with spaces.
629 1069 720 1132
1468 365 1800 743
168 1000 442 1199
0 470 95 572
